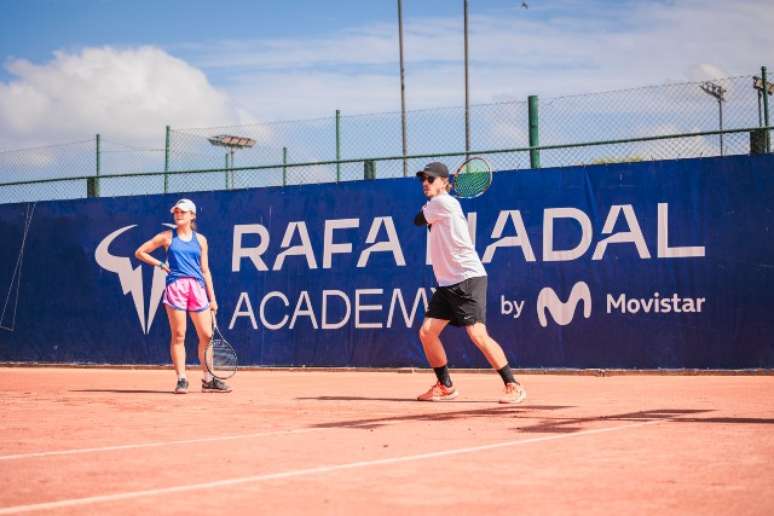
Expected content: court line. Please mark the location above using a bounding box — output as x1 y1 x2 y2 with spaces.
0 419 663 514
0 426 333 462
0 405 523 462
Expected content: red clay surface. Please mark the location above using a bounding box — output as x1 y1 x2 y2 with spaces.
1 367 773 515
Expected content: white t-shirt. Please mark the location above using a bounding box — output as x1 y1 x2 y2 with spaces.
422 192 486 286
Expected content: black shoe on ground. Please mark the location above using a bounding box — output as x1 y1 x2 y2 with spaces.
202 377 232 393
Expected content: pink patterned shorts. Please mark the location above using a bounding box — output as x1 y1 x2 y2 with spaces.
163 278 210 312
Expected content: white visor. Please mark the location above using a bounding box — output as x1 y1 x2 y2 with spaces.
170 198 196 214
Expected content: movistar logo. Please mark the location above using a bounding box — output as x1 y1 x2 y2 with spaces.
536 281 592 327
94 225 168 334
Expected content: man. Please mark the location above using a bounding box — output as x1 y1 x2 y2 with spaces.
414 162 526 404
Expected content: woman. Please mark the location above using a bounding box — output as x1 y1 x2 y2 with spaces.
135 198 231 394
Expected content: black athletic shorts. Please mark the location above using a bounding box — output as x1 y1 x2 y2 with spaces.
425 276 487 327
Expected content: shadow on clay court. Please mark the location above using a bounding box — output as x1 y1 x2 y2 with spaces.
297 395 495 403
307 407 774 433
515 409 774 434
516 409 712 433
308 404 574 430
70 389 173 395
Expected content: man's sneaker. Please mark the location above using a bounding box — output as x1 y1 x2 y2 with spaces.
417 382 458 401
201 377 232 393
499 381 527 404
174 378 189 394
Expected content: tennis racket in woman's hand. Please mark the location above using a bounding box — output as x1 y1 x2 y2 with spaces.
205 317 238 380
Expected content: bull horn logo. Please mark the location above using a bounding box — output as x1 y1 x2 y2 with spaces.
94 225 167 334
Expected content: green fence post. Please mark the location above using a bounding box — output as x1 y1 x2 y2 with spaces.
335 109 341 182
763 66 771 153
282 147 288 187
364 160 376 180
164 125 170 193
528 95 540 168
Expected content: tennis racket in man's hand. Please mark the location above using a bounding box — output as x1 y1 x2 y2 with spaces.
205 317 238 380
452 157 493 199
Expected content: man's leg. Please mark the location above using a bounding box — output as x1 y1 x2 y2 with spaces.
417 317 458 401
419 317 450 367
465 322 508 369
465 323 526 403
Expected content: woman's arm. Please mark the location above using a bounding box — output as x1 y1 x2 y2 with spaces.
198 234 218 314
134 231 171 273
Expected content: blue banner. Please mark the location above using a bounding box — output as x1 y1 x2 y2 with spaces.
1 154 773 368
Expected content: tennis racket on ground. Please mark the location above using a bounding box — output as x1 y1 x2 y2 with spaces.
205 317 238 380
452 156 493 199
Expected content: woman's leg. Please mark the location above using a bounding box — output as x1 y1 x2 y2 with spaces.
189 308 213 376
165 305 188 377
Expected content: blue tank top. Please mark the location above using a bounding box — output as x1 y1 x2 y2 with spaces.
165 231 205 286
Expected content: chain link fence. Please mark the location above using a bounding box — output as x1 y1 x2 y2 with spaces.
1 72 771 205
0 139 96 202
0 136 167 202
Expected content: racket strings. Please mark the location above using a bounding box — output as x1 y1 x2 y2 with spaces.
208 337 237 375
454 170 491 197
454 158 492 198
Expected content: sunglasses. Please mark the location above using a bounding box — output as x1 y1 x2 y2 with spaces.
417 174 437 184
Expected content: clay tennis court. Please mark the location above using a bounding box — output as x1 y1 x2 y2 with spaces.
1 367 773 514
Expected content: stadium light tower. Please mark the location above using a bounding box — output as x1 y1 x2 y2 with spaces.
207 134 256 189
753 67 773 154
753 74 773 127
699 81 727 156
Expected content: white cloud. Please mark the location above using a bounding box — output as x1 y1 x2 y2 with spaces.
1 0 772 158
0 46 255 149
184 0 773 120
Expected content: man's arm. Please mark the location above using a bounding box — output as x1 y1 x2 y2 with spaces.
414 208 433 231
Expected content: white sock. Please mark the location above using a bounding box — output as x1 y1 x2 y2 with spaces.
178 374 187 381
204 372 213 382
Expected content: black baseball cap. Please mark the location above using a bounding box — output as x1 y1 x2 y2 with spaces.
416 162 449 178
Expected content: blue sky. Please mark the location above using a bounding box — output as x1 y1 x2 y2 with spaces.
1 0 772 150
0 0 519 82
0 0 396 75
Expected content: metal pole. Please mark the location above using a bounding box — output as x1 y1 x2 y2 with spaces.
753 82 763 127
463 0 470 159
230 148 235 189
397 0 408 177
95 133 101 197
282 146 288 187
335 109 341 182
718 97 724 157
164 125 170 193
758 89 763 128
225 153 229 189
763 66 771 152
528 95 540 168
